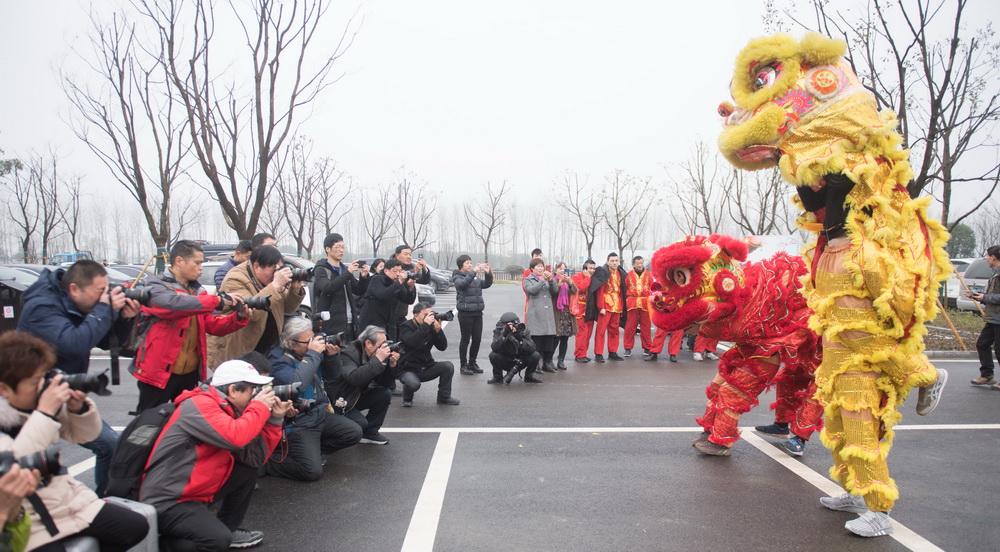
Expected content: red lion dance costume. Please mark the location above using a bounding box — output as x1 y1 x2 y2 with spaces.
648 234 823 456
716 33 950 537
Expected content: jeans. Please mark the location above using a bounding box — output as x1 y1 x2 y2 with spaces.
458 313 484 366
399 362 454 401
976 322 1000 377
344 386 392 437
81 420 119 497
265 413 363 481
158 462 259 552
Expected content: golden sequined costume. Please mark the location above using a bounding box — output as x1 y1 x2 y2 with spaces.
717 33 950 511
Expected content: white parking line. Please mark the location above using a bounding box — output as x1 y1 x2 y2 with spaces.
401 430 459 552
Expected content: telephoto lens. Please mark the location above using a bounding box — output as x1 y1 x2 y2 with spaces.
0 445 62 484
322 332 345 347
272 381 302 401
293 398 316 414
432 311 455 322
110 283 152 306
47 369 112 396
289 267 315 282
242 295 272 311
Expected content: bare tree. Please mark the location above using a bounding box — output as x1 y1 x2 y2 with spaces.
274 137 320 257
1 159 37 261
667 141 731 236
726 167 796 235
972 198 1000 252
360 190 393 257
554 171 604 261
390 170 437 251
61 177 85 252
313 157 352 239
463 181 510 261
602 170 658 257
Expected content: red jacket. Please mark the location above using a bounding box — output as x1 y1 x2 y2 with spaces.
130 271 248 389
139 385 282 512
571 272 591 318
625 269 653 311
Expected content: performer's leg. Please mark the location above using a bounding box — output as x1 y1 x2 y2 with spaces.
666 331 682 356
704 352 781 447
607 312 621 353
638 310 653 351
594 313 610 356
623 309 639 350
574 317 593 358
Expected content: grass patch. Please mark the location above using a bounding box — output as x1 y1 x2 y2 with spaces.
926 309 983 351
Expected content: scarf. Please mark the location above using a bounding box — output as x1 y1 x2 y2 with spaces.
556 282 570 311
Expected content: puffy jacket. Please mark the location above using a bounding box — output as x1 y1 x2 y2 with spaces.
267 348 329 433
397 318 447 372
0 396 103 550
452 269 493 313
490 320 536 361
312 259 368 336
213 257 239 288
357 272 416 340
327 341 396 413
17 268 134 374
138 385 283 514
129 270 248 389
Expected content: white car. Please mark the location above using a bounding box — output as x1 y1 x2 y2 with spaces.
955 257 994 312
942 257 978 308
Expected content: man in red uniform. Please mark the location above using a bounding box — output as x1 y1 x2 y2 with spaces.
623 256 654 357
585 252 628 363
572 260 597 362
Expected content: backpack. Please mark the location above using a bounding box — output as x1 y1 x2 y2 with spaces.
105 402 177 500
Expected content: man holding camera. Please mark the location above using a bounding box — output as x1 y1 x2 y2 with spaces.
397 304 460 406
264 318 363 481
391 245 431 334
328 326 398 445
357 258 417 341
139 360 290 551
489 312 543 384
313 233 370 341
131 240 253 412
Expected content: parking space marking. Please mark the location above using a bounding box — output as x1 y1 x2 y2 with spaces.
401 429 459 552
742 431 944 552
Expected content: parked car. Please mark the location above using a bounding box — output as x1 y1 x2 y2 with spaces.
941 258 977 308
0 272 29 333
956 257 995 312
48 251 94 266
421 263 453 292
416 283 436 307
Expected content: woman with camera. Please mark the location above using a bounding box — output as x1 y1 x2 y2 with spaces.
523 258 560 373
452 255 494 375
551 262 579 370
0 332 148 552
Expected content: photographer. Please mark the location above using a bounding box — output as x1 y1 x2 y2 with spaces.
452 255 493 375
208 245 306 369
397 304 460 407
0 332 148 552
391 245 431 335
357 258 416 341
213 240 252 288
131 240 253 412
17 260 141 496
313 233 369 341
328 326 397 445
264 318 363 481
488 312 543 384
0 464 40 552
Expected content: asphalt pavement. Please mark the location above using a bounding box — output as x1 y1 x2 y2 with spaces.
70 282 999 552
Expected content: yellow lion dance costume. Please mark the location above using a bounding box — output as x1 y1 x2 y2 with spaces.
717 33 950 536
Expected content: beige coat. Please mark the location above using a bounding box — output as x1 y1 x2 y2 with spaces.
0 396 104 551
207 261 305 369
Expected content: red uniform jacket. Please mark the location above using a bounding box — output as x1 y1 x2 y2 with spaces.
625 269 653 311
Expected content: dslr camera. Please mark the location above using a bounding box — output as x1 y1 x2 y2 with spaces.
316 331 346 347
432 311 455 322
271 381 302 402
501 322 526 338
218 291 271 312
383 341 405 354
45 368 112 396
109 283 152 306
289 266 314 282
0 445 62 484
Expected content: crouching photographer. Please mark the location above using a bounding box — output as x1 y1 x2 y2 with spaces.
489 312 543 384
264 318 363 481
397 304 460 406
0 332 148 552
326 326 397 445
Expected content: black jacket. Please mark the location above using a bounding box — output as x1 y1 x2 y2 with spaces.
326 341 396 414
312 259 369 335
357 272 416 340
585 264 628 327
452 270 493 313
490 320 536 361
397 318 447 372
393 261 430 322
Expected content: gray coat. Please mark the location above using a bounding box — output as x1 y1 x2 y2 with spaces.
523 274 558 336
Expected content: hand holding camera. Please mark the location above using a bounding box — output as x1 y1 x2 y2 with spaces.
308 335 327 354
252 386 278 409
375 341 392 362
273 266 293 288
37 373 87 417
271 398 294 418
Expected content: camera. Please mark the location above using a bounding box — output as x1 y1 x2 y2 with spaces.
46 368 112 396
404 271 417 281
0 446 62 483
501 322 526 337
271 381 302 402
217 291 271 312
432 311 455 322
384 341 405 354
317 332 346 347
289 267 314 282
356 260 366 268
109 283 152 306
293 398 316 414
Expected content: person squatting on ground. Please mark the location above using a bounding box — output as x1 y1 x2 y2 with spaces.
130 240 252 413
452 255 493 375
967 245 1000 390
572 260 596 362
327 325 397 445
551 262 578 370
264 317 364 481
523 259 560 373
717 33 950 537
214 240 253 288
17 260 141 497
586 253 629 362
488 312 543 384
397 304 460 406
0 332 148 552
357 258 417 342
138 360 289 551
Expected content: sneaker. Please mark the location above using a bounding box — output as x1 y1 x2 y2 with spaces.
402 400 413 407
575 356 591 363
693 439 731 456
460 364 475 375
607 352 624 361
669 354 677 362
595 354 605 363
970 375 996 386
469 362 484 374
623 349 632 358
359 432 389 445
845 511 894 538
781 436 806 457
486 376 504 384
643 353 658 362
693 352 704 361
692 431 710 445
705 352 719 360
643 348 650 355
820 493 868 514
754 422 790 438
993 382 1000 391
230 528 264 548
916 368 947 415
437 396 460 405
390 387 403 396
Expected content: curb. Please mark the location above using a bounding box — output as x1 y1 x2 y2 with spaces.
924 350 978 359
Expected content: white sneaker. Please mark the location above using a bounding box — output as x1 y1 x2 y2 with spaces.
916 368 947 416
705 352 719 360
693 353 703 361
820 492 868 514
845 511 894 537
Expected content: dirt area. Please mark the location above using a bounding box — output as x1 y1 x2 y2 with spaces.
926 309 984 351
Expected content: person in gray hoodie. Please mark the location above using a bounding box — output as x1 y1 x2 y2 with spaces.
451 255 493 375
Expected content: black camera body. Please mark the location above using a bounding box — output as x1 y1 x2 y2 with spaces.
502 322 526 338
384 341 405 354
219 291 272 312
0 445 62 484
109 283 152 306
432 311 455 322
289 267 314 282
46 368 112 396
404 271 417 281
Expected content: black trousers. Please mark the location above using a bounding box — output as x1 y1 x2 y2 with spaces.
489 352 540 378
33 502 149 552
557 335 570 360
136 371 200 413
534 335 557 362
265 413 363 481
976 322 1000 377
345 386 393 437
458 313 484 366
158 462 259 552
399 362 454 401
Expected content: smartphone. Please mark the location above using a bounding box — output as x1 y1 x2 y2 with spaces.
418 253 424 260
357 260 366 267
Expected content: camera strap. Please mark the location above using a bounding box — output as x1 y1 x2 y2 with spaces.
27 494 59 536
109 332 121 386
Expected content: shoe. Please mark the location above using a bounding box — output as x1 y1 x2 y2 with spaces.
845 511 894 538
692 431 710 445
607 352 624 361
575 356 591 363
623 349 632 357
230 528 264 548
359 432 389 445
705 352 719 360
693 352 704 361
486 376 503 384
644 353 658 362
390 387 403 396
993 382 1000 391
595 354 605 363
820 493 868 514
754 422 790 438
781 436 806 457
525 374 544 383
541 361 557 373
402 400 413 407
437 396 460 405
556 359 567 370
970 375 995 386
693 439 731 456
470 362 484 374
916 368 947 415
460 364 475 375
643 348 650 355
669 354 677 362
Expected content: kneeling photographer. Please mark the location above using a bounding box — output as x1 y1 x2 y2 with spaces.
0 332 148 552
264 318 363 482
397 304 460 406
489 312 543 384
326 326 397 445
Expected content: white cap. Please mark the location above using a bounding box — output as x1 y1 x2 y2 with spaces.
211 360 273 387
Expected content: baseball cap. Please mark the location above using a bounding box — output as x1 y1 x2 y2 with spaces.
211 360 273 387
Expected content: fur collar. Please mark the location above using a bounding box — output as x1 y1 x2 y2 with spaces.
0 396 27 430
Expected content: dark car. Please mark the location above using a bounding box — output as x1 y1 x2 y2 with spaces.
0 267 32 332
8 264 137 285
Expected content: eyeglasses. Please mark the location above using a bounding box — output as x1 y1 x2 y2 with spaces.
292 339 311 345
